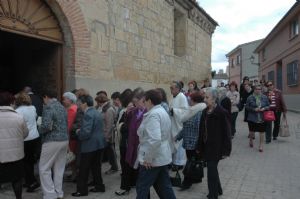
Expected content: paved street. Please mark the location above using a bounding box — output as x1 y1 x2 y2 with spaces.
1 111 300 199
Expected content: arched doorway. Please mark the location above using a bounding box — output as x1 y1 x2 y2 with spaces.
0 0 64 95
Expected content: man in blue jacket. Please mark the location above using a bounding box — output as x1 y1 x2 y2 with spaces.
72 95 106 197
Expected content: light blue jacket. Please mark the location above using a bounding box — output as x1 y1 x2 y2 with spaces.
246 94 270 123
78 107 106 153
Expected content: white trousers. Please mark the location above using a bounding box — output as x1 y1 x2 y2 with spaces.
39 141 68 199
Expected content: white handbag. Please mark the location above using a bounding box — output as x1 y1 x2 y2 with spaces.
279 116 290 137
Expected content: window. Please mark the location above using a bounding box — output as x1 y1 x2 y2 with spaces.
290 20 299 38
231 58 235 68
174 9 186 56
268 71 274 83
287 60 298 86
237 55 241 65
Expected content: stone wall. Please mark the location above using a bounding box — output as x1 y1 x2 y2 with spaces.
60 0 217 95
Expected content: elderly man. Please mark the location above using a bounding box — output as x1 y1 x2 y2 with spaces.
169 81 189 170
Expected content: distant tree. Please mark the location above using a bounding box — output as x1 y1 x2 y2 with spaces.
211 70 216 78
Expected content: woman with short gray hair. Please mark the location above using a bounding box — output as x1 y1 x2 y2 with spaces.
62 92 78 180
197 88 232 199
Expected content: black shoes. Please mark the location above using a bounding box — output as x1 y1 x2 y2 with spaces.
26 182 40 192
71 192 88 197
104 168 118 175
273 137 277 140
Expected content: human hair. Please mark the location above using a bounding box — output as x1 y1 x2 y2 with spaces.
266 80 273 85
111 92 121 100
132 87 144 100
120 89 133 107
144 89 162 105
156 88 168 103
190 91 204 103
41 89 57 99
96 90 107 96
229 81 238 91
172 81 182 89
15 92 32 107
95 93 109 103
206 88 219 103
179 81 184 89
75 88 89 97
63 92 77 103
0 91 15 106
188 80 199 90
78 95 94 107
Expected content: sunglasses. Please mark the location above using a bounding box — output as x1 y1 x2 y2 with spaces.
267 84 273 87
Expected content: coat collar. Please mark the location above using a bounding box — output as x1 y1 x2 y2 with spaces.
0 106 17 113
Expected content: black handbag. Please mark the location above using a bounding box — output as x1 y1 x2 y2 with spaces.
170 170 182 187
237 101 244 111
183 157 204 182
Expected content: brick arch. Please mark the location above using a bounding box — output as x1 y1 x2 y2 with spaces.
45 0 91 90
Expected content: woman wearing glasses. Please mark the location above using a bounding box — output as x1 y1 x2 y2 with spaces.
245 85 270 152
265 81 287 143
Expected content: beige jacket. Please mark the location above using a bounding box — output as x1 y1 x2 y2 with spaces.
0 106 29 163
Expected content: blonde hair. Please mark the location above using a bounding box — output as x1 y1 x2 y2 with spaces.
15 92 32 107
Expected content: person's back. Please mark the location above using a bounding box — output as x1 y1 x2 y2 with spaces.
41 100 68 143
78 107 106 153
16 105 39 141
0 106 29 163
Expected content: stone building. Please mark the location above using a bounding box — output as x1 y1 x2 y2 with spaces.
0 0 217 96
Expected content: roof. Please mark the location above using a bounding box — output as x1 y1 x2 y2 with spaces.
226 39 264 57
189 0 219 26
255 1 300 53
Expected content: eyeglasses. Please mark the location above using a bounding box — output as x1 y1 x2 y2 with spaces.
267 84 273 87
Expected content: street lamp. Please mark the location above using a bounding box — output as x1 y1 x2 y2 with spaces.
250 55 260 66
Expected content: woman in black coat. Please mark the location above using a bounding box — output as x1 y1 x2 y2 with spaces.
197 88 232 199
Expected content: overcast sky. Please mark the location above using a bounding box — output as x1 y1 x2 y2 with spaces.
198 0 296 72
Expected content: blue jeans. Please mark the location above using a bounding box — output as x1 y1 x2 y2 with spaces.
136 165 176 199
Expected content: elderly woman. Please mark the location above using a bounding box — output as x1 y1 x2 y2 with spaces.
135 89 175 199
246 85 270 152
175 91 206 190
72 95 106 196
95 92 118 174
197 88 232 199
39 90 69 199
0 91 29 199
62 92 78 180
15 92 40 192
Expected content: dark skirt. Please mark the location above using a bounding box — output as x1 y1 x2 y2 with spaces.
248 121 266 132
0 159 24 183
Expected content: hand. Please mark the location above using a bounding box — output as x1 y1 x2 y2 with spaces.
255 108 260 112
143 161 152 170
221 155 228 159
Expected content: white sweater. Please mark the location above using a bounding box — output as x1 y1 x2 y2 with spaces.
16 105 39 141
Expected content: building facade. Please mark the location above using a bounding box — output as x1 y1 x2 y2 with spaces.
255 1 300 111
226 39 263 84
0 0 217 96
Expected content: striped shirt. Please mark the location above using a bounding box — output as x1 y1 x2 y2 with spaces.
269 92 276 109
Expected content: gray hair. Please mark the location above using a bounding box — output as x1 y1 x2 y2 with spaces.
63 92 77 103
217 87 227 103
205 87 219 103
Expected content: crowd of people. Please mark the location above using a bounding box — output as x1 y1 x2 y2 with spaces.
0 76 287 199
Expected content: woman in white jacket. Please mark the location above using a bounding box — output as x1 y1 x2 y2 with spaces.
135 89 176 199
15 92 41 192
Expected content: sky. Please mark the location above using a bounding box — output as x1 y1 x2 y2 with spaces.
198 0 296 72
